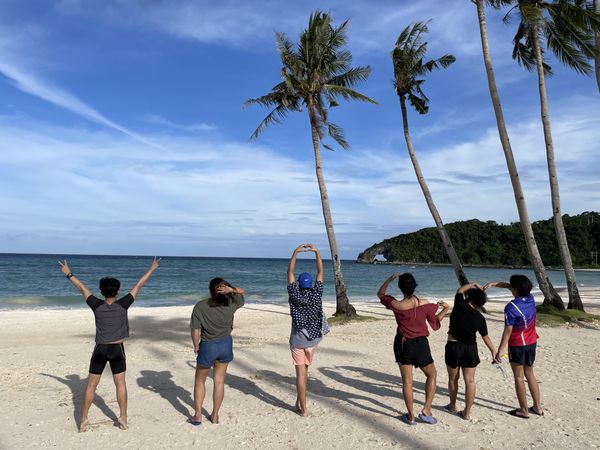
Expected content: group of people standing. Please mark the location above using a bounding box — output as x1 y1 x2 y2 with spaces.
378 272 544 424
58 246 543 432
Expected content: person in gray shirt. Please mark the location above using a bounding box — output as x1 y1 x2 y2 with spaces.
59 257 159 432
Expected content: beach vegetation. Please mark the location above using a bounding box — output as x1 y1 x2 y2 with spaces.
472 0 565 310
391 21 468 286
245 10 377 318
500 0 600 311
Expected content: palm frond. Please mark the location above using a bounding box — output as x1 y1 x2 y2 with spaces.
326 121 349 149
323 84 378 103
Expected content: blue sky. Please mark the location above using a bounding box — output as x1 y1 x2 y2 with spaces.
1 0 598 259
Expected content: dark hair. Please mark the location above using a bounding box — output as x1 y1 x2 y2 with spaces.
465 288 487 309
510 274 533 297
99 277 120 298
209 277 234 307
398 273 418 297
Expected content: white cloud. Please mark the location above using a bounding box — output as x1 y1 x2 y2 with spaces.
1 94 598 258
141 114 217 132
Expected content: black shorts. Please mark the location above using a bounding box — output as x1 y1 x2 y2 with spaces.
444 341 480 368
394 335 434 368
509 343 536 366
89 343 126 375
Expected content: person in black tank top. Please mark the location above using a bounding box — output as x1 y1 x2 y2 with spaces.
59 257 159 432
444 283 496 421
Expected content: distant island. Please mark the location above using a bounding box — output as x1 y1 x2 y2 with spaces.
357 212 600 269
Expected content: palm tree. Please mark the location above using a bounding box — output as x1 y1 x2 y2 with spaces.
595 0 600 91
245 11 377 317
392 22 468 286
502 0 600 310
474 0 565 309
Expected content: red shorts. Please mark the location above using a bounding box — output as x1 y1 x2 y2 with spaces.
290 346 317 366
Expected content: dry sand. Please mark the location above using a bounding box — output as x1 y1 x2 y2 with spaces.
1 288 600 449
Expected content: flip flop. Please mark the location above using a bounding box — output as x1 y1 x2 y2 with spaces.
400 413 417 426
508 409 529 419
444 404 458 413
457 410 472 421
528 406 544 416
418 412 438 425
187 418 202 426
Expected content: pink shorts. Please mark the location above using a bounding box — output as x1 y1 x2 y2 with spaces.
291 346 318 366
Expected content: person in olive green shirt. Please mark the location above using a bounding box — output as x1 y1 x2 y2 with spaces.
189 277 245 425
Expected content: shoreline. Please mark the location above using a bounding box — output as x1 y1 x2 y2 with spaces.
360 260 600 271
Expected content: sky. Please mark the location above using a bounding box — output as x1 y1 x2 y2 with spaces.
1 0 599 259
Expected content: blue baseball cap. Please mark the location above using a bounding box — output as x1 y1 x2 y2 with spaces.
298 272 313 289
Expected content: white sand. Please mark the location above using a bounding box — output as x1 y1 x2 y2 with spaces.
1 288 600 449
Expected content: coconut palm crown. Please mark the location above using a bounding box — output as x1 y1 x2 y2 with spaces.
392 21 456 114
245 10 377 150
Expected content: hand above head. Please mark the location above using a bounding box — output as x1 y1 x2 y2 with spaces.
216 285 235 295
437 301 449 309
150 256 161 271
483 282 495 291
295 244 308 253
306 243 318 253
58 260 71 276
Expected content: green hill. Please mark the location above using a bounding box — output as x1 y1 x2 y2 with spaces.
357 212 600 268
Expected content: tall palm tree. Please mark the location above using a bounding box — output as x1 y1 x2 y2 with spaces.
392 22 468 286
502 0 600 310
245 11 377 317
595 0 600 91
474 0 565 309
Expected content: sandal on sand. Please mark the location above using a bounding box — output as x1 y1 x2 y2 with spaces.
418 412 438 425
400 413 417 426
444 404 458 413
187 418 202 426
457 410 472 421
528 407 544 416
508 409 529 419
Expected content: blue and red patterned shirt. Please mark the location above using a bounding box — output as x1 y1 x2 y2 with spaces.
504 294 538 347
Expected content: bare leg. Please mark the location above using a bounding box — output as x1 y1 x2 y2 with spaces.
210 362 228 424
113 372 128 430
524 365 543 414
295 364 309 417
419 363 437 417
446 365 460 411
398 364 414 421
461 367 477 420
192 367 209 422
510 363 529 417
80 373 101 432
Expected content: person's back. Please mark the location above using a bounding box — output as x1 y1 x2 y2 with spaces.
191 294 244 342
504 293 537 347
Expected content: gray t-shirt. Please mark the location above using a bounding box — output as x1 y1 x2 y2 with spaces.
190 294 245 341
86 294 134 344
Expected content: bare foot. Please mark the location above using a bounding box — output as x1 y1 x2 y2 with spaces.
118 417 128 430
79 418 89 433
294 401 307 417
209 413 219 424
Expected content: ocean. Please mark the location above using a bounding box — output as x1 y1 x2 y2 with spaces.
0 253 598 310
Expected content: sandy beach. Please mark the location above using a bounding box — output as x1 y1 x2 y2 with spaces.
1 289 600 449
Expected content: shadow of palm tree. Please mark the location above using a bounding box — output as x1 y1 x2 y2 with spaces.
136 370 195 419
40 373 117 429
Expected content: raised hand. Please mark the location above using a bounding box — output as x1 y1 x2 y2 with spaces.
295 244 308 253
58 260 71 276
306 244 318 253
150 256 161 270
483 282 494 291
216 285 235 295
437 301 449 309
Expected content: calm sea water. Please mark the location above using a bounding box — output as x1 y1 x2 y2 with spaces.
0 253 598 310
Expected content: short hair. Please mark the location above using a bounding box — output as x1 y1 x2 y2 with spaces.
465 288 487 308
398 273 418 296
209 277 234 307
510 274 533 297
99 277 120 298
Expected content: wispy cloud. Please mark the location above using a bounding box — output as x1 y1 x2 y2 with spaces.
141 114 217 133
0 26 159 148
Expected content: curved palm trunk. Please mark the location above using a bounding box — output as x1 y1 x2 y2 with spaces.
400 96 469 286
595 0 600 93
307 104 356 317
475 0 564 309
531 30 583 311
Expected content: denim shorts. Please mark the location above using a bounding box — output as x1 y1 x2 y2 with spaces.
196 335 234 368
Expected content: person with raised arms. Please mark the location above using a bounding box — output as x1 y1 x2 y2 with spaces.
189 278 245 425
59 257 160 432
287 243 329 417
444 282 496 421
485 275 544 419
377 272 449 426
